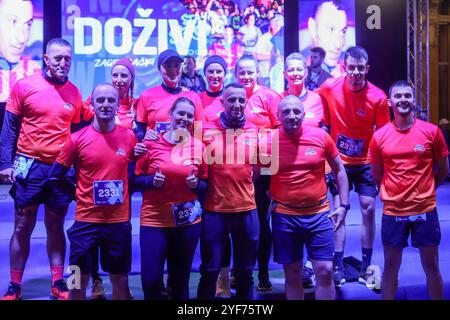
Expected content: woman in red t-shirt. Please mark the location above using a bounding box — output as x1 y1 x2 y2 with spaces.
135 97 207 300
81 58 138 131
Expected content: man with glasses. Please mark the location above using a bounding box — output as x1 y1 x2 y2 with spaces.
318 46 390 288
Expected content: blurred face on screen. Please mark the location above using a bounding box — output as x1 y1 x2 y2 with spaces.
308 1 347 68
0 0 34 64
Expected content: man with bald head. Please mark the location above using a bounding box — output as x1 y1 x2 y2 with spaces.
49 83 138 300
268 95 349 300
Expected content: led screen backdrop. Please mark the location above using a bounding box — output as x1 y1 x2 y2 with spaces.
0 0 44 103
62 0 285 99
298 0 356 78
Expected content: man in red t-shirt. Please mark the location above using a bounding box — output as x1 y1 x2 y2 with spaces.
197 83 260 300
318 46 390 287
368 81 449 299
0 38 82 300
50 83 137 300
270 95 349 300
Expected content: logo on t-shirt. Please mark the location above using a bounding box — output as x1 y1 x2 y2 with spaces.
305 148 317 156
64 103 74 111
251 107 262 114
414 144 425 152
305 112 315 119
116 148 126 156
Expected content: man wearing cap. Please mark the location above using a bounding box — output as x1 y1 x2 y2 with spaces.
368 80 449 299
136 49 204 142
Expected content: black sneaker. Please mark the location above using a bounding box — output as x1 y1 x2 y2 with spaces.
257 276 272 292
2 282 22 300
333 266 346 288
302 265 316 288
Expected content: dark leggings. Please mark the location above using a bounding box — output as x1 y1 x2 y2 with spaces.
140 223 200 300
219 176 271 278
255 175 272 278
197 210 259 300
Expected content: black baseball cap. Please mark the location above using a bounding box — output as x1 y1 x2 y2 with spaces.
157 49 183 69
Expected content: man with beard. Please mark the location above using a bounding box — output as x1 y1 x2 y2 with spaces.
368 81 449 299
197 83 260 300
305 47 332 91
318 46 390 288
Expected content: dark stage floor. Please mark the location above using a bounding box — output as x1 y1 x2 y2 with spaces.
1 182 449 300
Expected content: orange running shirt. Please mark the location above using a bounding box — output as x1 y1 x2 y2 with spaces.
6 73 82 163
269 126 339 215
56 125 137 223
136 85 203 132
245 86 282 129
283 90 324 128
200 91 224 122
368 119 449 216
135 134 207 227
318 77 390 165
283 89 332 174
202 119 259 213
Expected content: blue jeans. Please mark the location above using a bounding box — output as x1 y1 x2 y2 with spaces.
197 209 259 300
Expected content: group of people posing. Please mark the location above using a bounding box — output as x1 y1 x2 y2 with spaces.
0 37 448 301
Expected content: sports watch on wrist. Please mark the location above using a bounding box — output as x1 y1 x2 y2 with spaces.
339 203 350 211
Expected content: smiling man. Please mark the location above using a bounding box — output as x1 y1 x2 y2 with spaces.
49 83 137 300
0 38 82 300
318 46 390 288
368 81 449 300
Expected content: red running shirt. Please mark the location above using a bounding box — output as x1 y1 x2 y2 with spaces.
136 85 203 131
56 125 137 223
368 119 449 216
269 126 339 215
135 134 207 227
202 119 259 213
6 73 82 163
245 86 282 129
200 91 224 122
318 77 390 165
